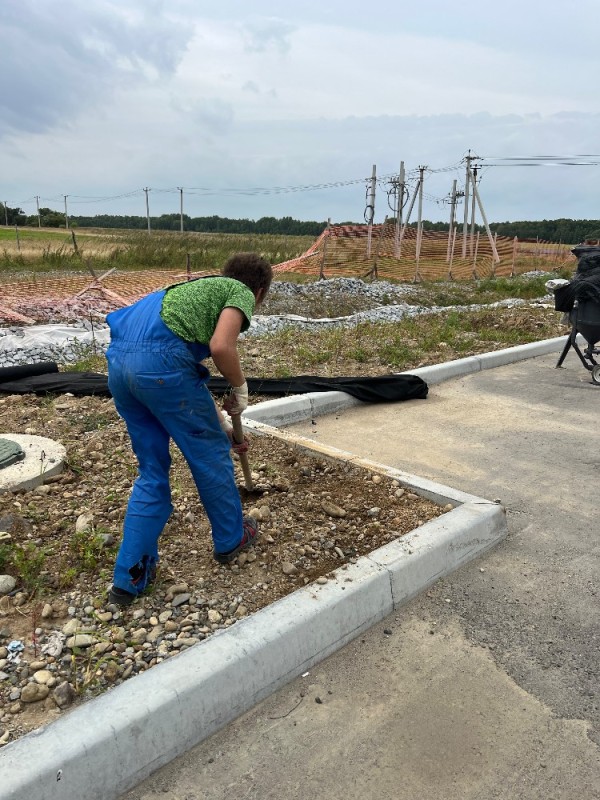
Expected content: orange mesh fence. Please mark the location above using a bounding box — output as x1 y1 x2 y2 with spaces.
0 228 576 324
273 224 574 280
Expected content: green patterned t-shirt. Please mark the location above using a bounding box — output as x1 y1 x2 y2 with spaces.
160 277 255 343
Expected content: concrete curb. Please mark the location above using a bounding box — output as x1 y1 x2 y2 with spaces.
0 430 506 800
244 335 569 427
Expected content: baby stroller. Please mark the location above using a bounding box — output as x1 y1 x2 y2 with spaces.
554 244 600 385
555 300 600 385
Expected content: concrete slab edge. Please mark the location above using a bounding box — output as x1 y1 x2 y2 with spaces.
402 335 567 386
0 448 506 800
243 335 569 427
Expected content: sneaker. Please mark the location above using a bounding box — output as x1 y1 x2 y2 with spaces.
108 586 137 607
214 516 259 564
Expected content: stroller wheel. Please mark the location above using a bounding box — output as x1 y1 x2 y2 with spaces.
592 364 600 386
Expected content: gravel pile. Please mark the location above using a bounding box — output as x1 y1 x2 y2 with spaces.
0 278 550 369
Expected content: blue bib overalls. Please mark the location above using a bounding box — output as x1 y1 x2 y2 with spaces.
106 290 243 595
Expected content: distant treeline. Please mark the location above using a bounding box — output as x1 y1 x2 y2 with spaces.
1 203 600 242
419 218 600 243
72 213 329 236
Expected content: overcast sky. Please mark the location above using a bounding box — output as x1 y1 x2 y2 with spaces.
1 0 599 224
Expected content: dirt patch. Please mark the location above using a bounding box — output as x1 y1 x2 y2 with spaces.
0 392 443 744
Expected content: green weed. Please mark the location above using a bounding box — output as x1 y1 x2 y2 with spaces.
68 528 113 572
12 542 48 593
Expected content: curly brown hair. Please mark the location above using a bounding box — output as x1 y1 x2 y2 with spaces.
222 252 273 296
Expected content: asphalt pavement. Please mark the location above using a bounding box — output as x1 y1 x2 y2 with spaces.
122 351 600 800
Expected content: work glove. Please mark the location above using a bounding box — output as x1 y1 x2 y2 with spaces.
223 381 249 415
219 413 250 455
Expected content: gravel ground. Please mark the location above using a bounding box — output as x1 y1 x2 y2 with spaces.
0 389 442 746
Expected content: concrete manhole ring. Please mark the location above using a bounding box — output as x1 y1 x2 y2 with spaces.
0 434 66 494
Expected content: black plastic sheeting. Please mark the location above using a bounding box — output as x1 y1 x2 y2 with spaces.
0 363 428 404
0 362 59 382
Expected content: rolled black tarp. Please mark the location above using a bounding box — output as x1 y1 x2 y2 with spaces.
0 362 59 383
0 364 428 403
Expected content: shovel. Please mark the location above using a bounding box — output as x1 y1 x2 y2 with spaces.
230 413 254 492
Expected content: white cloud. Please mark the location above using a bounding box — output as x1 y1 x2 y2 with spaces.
1 1 600 223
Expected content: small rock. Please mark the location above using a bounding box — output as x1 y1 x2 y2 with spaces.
282 562 298 576
0 514 33 537
321 500 347 518
33 670 53 685
207 610 222 624
172 593 191 608
165 583 188 600
66 634 96 649
316 577 328 585
371 474 382 484
75 512 94 534
21 683 50 703
53 681 76 709
0 576 16 595
62 619 81 636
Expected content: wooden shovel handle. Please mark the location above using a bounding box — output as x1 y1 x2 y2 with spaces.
231 414 254 491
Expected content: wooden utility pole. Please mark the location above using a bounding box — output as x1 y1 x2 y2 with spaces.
366 164 376 258
178 187 184 233
448 226 457 279
144 187 151 234
3 202 8 227
63 195 69 229
394 161 405 257
319 218 331 280
35 196 41 228
447 179 457 262
469 166 478 257
462 152 472 258
472 231 480 277
415 165 426 276
399 179 420 248
469 168 499 263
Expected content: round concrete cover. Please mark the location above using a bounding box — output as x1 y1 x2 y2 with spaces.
0 438 25 470
0 434 66 494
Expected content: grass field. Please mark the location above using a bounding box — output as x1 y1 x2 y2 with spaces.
0 227 315 274
0 226 577 280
